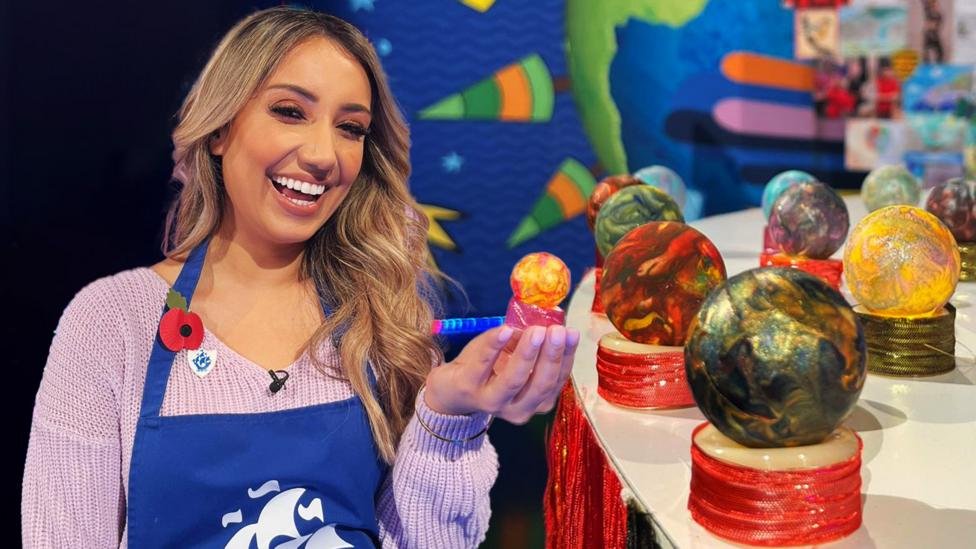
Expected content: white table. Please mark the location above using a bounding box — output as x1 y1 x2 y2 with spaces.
567 197 976 549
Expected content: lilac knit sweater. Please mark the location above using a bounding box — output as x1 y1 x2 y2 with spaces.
21 268 498 548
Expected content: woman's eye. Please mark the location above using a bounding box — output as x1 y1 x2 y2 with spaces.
339 123 370 140
270 105 305 120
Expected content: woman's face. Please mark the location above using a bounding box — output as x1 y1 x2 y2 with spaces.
211 36 372 245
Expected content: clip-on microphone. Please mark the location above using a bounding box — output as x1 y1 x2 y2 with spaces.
268 370 290 394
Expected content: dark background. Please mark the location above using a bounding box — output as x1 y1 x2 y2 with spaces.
5 2 550 546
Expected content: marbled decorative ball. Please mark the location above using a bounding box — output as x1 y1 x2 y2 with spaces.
594 185 684 257
925 177 976 242
510 252 571 309
602 222 726 346
861 165 921 212
586 174 642 231
844 206 960 317
685 267 866 447
761 170 817 220
768 181 849 259
633 165 687 209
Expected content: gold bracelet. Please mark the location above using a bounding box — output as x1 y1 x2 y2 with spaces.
416 385 493 445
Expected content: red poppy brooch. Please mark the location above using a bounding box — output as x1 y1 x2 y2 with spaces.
159 289 204 352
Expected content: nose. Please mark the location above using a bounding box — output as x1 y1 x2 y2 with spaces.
297 125 337 181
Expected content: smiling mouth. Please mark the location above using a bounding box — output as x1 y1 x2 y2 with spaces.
269 176 331 207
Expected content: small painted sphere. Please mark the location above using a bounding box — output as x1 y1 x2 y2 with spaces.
685 267 866 447
586 174 641 231
768 181 849 259
594 185 684 257
844 206 960 317
633 165 687 209
925 177 976 242
510 252 571 308
761 170 816 220
861 165 921 212
602 222 726 346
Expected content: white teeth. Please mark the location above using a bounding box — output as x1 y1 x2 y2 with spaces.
286 197 314 207
272 176 326 195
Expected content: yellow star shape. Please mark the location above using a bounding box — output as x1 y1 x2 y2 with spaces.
420 203 462 252
459 0 496 12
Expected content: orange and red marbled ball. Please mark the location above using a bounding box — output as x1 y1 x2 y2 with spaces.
510 252 571 309
585 174 642 232
601 222 727 345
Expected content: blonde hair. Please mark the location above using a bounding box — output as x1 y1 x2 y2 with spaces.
167 7 441 462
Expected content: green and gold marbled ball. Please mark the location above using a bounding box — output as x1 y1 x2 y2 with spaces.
684 267 866 448
594 185 684 257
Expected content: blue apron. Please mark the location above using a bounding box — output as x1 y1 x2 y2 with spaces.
127 241 385 548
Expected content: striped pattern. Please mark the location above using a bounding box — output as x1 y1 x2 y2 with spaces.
507 159 596 247
419 54 554 122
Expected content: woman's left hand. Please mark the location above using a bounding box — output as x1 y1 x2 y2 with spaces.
423 325 580 424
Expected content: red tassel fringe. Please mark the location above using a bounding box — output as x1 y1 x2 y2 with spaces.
545 383 627 549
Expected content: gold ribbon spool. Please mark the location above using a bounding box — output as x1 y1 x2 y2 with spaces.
959 242 976 282
855 305 956 377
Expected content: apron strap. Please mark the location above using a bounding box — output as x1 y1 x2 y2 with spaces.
138 240 211 421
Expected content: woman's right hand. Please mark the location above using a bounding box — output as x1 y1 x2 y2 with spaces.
423 324 580 424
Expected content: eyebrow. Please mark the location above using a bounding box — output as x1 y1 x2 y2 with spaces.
266 83 371 116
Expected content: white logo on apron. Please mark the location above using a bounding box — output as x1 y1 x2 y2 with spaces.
222 479 353 549
187 349 217 378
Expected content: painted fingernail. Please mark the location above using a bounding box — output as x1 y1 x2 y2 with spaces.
567 329 580 347
530 328 545 347
497 326 514 344
549 329 565 347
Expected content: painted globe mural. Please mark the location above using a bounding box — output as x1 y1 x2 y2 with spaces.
567 1 804 216
685 267 866 448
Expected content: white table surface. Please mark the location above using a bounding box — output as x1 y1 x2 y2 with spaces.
566 196 976 549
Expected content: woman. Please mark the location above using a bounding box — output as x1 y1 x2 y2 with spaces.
22 8 579 548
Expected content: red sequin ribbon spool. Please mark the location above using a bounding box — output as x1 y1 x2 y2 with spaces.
688 423 863 547
595 344 693 408
759 253 843 290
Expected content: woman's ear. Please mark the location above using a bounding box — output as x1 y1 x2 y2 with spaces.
209 127 228 156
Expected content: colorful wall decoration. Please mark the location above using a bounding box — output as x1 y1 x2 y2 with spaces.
317 0 888 317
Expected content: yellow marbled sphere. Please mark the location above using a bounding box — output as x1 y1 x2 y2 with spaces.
844 206 960 317
510 252 571 308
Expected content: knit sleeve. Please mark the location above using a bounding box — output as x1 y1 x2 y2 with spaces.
22 277 128 548
376 388 499 548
